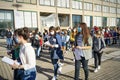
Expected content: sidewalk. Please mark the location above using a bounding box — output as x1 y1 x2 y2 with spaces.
0 39 120 80
58 55 120 80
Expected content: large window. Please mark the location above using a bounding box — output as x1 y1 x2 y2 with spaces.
110 7 116 14
93 16 102 27
72 15 82 27
15 11 37 29
94 4 101 12
103 6 109 13
0 10 14 29
72 0 82 10
17 0 37 4
57 0 70 8
84 2 93 11
110 18 116 27
40 0 55 6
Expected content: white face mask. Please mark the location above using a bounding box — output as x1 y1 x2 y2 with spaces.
50 31 54 35
98 31 101 34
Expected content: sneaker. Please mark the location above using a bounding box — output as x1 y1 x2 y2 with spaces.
94 68 98 73
59 63 64 66
57 66 62 74
52 76 56 80
98 66 101 70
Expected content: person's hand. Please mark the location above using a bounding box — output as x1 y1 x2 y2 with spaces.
76 46 82 49
10 62 19 69
50 45 54 48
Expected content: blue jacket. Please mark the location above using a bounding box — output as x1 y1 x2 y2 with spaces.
49 36 63 59
55 33 62 47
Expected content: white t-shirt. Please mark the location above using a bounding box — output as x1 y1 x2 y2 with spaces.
19 43 36 70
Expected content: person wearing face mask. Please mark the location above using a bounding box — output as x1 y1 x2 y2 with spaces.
73 23 92 80
46 26 63 80
93 27 106 73
10 27 36 80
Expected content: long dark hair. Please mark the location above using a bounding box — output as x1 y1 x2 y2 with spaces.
80 23 90 44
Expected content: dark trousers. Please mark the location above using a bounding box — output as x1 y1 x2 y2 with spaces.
94 52 102 68
51 59 59 77
112 37 117 44
74 57 89 80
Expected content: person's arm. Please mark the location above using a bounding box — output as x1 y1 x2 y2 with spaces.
76 36 92 50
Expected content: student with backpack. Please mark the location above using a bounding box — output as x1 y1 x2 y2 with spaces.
92 27 106 73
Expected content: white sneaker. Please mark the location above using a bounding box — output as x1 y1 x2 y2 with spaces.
57 67 62 74
94 68 98 73
98 66 101 70
59 63 64 66
52 76 56 80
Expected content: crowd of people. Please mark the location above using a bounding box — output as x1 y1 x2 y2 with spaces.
4 23 120 80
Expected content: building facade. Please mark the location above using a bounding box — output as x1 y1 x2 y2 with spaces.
0 0 120 31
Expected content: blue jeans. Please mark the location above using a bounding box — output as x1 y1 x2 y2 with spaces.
17 68 36 80
36 46 41 57
6 38 12 46
51 59 59 77
74 57 89 80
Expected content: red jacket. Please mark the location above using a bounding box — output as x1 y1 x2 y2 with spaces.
39 39 43 46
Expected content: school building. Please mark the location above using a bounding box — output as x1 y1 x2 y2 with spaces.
0 0 120 32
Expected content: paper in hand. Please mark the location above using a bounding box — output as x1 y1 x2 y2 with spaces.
44 41 51 46
2 56 20 65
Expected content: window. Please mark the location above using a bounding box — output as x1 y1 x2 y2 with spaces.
110 18 116 26
17 0 37 4
0 0 13 1
0 10 14 30
72 0 82 10
102 17 107 27
118 0 120 4
93 16 102 27
40 0 55 6
117 8 120 14
84 2 92 11
15 11 37 29
110 7 116 14
72 15 82 27
84 16 90 27
57 0 70 8
117 18 120 27
104 0 109 2
94 4 102 12
110 0 116 3
103 6 109 13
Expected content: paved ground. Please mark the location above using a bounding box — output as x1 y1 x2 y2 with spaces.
0 39 120 80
